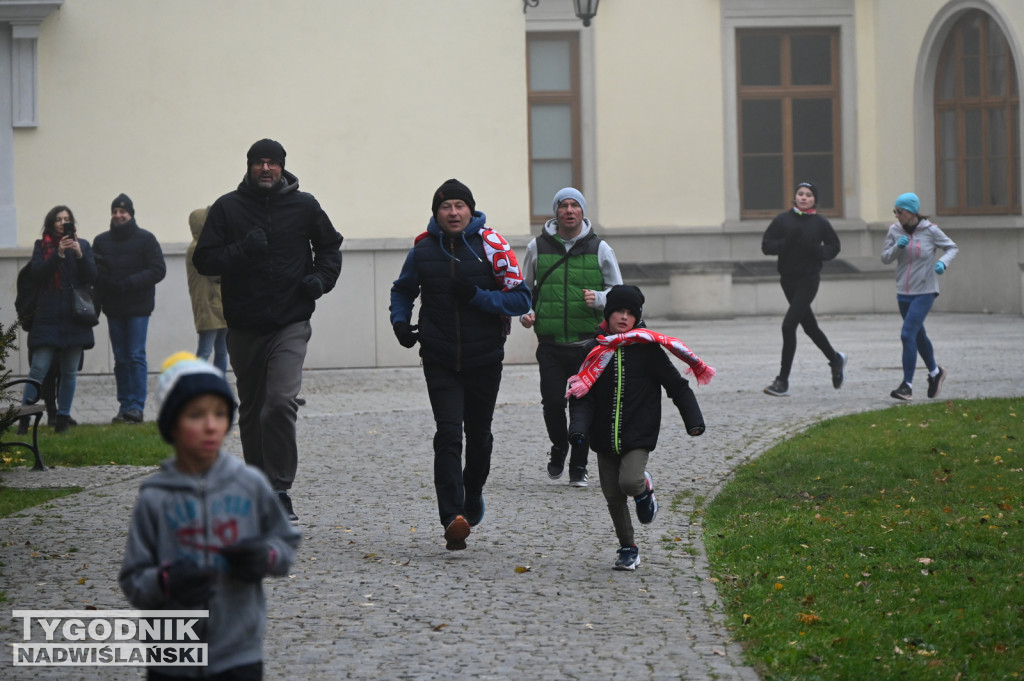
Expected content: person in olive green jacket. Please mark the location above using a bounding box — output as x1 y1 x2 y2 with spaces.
186 207 229 374
519 188 622 488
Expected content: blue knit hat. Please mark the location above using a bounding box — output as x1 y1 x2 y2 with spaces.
552 187 586 216
156 352 236 444
895 192 920 215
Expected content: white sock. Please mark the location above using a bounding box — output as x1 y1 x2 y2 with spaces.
929 367 940 377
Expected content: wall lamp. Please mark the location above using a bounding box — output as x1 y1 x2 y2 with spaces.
523 0 601 27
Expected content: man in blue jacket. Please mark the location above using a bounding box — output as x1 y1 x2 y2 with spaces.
390 179 530 551
193 139 343 522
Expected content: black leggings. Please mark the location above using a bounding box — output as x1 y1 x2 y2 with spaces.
777 273 837 379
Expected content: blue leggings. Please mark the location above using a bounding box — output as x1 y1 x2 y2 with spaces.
897 293 937 385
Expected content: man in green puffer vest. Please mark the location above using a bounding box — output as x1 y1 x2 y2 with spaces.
520 188 622 487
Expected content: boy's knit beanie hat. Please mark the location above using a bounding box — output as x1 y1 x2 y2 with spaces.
156 352 236 443
895 192 920 215
552 187 586 216
431 178 475 216
604 284 645 323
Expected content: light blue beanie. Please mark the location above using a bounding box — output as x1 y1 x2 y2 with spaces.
895 192 920 215
552 187 586 216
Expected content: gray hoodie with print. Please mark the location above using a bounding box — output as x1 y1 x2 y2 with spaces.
119 452 300 676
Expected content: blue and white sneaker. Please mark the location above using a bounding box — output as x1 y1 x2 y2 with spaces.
634 472 658 524
614 545 641 571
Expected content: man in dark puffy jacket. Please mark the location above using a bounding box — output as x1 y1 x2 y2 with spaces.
93 193 166 424
389 179 531 551
193 139 343 523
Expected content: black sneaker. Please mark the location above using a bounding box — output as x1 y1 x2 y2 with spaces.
294 397 306 407
111 412 129 424
124 409 144 424
764 377 789 396
568 466 589 487
465 491 485 527
614 545 641 571
927 366 946 399
277 491 299 523
890 382 913 401
634 472 658 524
444 515 470 551
830 351 847 389
546 446 567 479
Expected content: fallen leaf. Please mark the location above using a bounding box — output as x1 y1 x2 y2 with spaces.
514 565 532 574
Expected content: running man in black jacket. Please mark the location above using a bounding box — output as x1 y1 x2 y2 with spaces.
193 139 343 522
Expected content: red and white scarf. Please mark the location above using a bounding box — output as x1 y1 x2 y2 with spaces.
566 328 715 398
479 226 524 291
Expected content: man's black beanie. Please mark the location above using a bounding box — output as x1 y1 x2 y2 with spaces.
432 179 475 216
247 138 286 168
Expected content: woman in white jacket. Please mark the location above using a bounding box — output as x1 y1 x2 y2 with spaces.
880 192 958 401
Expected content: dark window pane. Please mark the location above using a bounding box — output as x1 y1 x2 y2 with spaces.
988 108 1007 157
965 158 984 205
964 108 983 156
739 34 780 86
790 34 832 85
962 16 981 97
742 156 784 210
792 99 833 152
741 99 782 153
938 48 956 100
941 160 958 208
987 21 1007 97
940 110 958 161
793 155 834 209
989 158 1008 205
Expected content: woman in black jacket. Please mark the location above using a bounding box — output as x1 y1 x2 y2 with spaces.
761 182 846 396
19 205 97 433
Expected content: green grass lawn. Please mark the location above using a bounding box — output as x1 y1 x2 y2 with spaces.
0 421 170 517
702 397 1023 681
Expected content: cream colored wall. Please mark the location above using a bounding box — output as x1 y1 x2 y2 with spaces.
13 0 532 247
594 0 726 229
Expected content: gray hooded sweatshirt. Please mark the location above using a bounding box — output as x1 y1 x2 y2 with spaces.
880 219 959 295
119 452 300 676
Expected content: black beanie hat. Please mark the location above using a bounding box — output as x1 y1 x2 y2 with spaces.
796 181 818 204
604 285 645 322
111 193 134 217
432 178 475 216
247 138 286 168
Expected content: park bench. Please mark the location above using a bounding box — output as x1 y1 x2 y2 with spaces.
2 378 46 470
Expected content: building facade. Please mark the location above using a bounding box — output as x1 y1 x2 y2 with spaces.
1 0 1021 373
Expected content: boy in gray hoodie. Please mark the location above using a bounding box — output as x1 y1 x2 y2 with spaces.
119 352 300 680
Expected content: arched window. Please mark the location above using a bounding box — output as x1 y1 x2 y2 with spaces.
935 10 1020 215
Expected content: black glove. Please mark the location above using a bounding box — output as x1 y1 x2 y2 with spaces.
569 432 586 446
451 281 477 304
302 275 324 300
159 559 216 606
393 321 419 348
242 227 268 256
220 538 273 583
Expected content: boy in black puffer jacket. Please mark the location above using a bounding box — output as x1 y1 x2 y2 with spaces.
567 285 712 571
